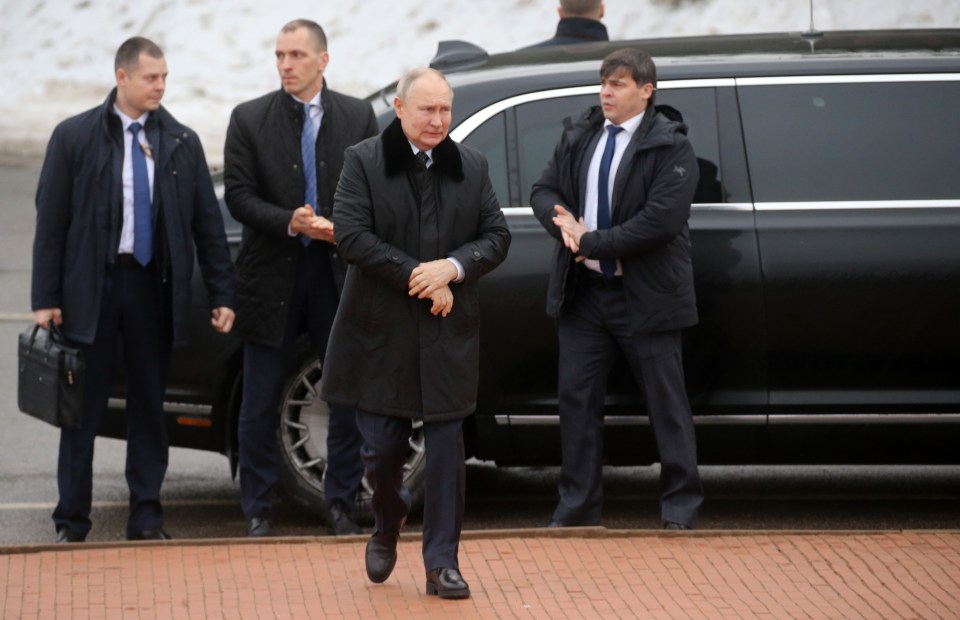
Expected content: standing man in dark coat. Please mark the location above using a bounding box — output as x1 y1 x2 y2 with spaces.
321 68 510 599
224 19 378 537
531 48 704 530
32 37 236 543
525 0 609 48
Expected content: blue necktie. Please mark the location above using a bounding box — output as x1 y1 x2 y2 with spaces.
597 125 623 278
129 122 153 266
301 103 317 246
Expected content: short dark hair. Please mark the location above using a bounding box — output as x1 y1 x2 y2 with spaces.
600 48 657 107
281 19 327 52
114 37 164 72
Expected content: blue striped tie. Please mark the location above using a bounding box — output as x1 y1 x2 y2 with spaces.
301 103 317 246
597 125 622 278
129 122 153 266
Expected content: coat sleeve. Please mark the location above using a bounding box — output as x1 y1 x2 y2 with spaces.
223 106 294 238
333 146 420 292
447 156 511 285
190 140 235 310
529 125 573 243
578 135 699 260
31 125 71 311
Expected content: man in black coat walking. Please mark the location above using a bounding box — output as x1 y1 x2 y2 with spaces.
321 68 510 599
32 37 235 543
224 19 378 537
531 48 704 530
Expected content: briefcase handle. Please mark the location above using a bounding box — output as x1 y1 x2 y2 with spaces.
29 321 69 352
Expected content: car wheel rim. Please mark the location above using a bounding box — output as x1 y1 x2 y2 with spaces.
280 359 427 508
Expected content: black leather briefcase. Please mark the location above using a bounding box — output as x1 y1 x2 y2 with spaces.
17 323 84 429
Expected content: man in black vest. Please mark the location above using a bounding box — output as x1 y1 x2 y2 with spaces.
224 19 378 537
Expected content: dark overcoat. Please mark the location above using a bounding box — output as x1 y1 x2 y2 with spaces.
321 118 511 421
32 89 235 347
530 105 700 334
223 84 378 348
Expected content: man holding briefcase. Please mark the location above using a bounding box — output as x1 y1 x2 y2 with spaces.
31 37 235 543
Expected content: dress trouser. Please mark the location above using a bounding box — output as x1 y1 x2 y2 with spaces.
356 411 465 572
237 242 364 521
552 281 703 527
53 260 171 539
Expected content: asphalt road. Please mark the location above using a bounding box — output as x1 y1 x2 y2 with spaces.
1 164 958 545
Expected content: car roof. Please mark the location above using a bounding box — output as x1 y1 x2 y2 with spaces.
368 30 960 118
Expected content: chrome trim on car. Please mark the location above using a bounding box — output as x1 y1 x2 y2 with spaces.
756 200 960 211
108 397 213 415
501 203 753 218
496 414 765 426
451 79 736 142
692 203 754 212
495 413 960 426
768 414 960 425
738 73 960 87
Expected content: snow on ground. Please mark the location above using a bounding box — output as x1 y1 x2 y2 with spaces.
1 0 958 166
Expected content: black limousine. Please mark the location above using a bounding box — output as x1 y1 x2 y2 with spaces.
104 30 960 519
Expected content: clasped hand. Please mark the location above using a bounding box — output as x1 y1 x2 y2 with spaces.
290 205 335 243
409 259 458 317
552 204 588 255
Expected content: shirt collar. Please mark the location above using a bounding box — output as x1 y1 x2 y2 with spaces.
408 141 432 161
291 88 323 109
604 110 644 136
112 104 149 131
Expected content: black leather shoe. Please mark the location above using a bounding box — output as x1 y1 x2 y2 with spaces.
248 517 277 538
327 503 361 536
128 528 171 541
426 568 471 599
546 519 567 528
365 533 398 584
55 527 85 543
663 521 692 530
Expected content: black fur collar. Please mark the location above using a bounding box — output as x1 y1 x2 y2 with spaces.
382 117 464 181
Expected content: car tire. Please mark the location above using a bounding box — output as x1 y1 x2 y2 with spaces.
275 339 427 522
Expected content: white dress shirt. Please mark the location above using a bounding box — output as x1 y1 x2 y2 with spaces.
582 111 645 276
114 105 155 255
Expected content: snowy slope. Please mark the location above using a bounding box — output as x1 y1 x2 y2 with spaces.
1 0 958 165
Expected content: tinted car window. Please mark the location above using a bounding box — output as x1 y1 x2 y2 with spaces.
657 88 723 203
516 94 597 204
516 89 723 205
460 111 509 209
739 80 960 202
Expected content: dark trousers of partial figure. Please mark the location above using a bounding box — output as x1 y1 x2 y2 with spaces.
54 260 172 539
553 282 704 528
238 242 364 521
356 411 466 572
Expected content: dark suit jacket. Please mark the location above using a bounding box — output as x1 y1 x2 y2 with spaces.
321 118 511 421
32 89 235 347
530 105 700 334
224 83 378 347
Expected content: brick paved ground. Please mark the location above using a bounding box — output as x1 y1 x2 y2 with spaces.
2 529 959 619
